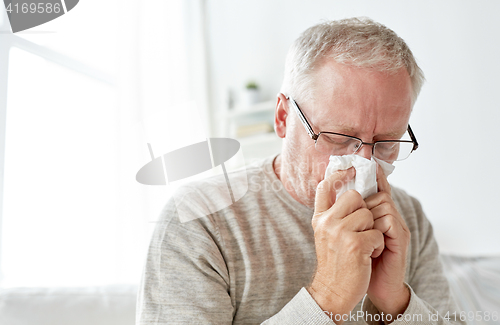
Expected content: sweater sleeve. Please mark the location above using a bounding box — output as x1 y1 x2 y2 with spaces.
135 200 234 324
261 288 335 325
360 193 467 325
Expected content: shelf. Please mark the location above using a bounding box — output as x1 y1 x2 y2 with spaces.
227 100 275 118
237 132 280 146
237 133 283 161
222 100 281 161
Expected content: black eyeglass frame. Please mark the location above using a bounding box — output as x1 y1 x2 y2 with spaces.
286 96 419 158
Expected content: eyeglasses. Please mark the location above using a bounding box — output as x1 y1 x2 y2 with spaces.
286 96 419 163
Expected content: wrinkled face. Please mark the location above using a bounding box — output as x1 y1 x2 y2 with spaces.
276 60 413 208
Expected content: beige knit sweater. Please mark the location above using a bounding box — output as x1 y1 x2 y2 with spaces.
137 156 465 325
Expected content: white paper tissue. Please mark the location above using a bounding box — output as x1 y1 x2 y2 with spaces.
324 155 395 200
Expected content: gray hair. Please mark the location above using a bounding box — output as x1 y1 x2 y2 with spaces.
281 17 425 104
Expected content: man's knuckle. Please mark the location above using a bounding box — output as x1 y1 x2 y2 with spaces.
385 214 396 223
336 219 347 232
381 192 392 201
345 189 358 197
316 181 329 192
345 190 363 203
357 209 372 223
343 232 355 244
312 216 330 233
360 207 372 216
366 215 375 228
380 201 390 209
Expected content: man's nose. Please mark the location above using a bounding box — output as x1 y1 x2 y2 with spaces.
355 144 373 160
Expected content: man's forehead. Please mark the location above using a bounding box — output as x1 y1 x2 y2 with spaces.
306 100 410 138
303 62 412 138
310 118 407 138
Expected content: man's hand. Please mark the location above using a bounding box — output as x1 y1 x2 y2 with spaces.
365 164 411 320
308 168 385 324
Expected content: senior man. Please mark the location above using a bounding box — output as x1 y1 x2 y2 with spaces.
137 17 463 324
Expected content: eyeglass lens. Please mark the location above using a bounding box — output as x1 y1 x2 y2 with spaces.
315 133 414 162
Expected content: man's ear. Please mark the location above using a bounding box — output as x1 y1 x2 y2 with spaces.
274 93 289 139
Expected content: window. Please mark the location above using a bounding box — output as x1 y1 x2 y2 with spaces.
0 0 209 287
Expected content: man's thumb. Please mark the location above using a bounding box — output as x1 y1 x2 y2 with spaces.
314 167 355 213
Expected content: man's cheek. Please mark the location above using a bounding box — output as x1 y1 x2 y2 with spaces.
314 160 330 180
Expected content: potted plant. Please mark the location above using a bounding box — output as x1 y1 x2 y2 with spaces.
243 81 260 107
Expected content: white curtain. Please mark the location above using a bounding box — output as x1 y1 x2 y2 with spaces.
0 0 209 287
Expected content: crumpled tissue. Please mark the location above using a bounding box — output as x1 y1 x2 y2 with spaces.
324 155 395 200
